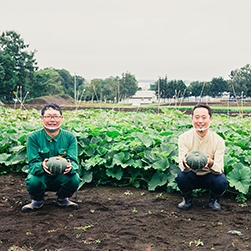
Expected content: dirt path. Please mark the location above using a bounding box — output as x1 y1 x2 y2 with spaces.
3 97 251 116
0 173 250 251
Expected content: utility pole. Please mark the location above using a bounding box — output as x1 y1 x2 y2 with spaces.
74 74 77 104
118 84 120 103
158 78 160 104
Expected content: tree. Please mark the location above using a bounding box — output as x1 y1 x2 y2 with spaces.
229 64 251 97
90 78 103 101
207 77 229 97
0 31 37 102
30 68 64 98
155 77 186 99
187 81 205 97
149 83 156 91
118 72 138 101
154 76 168 99
55 69 86 100
102 76 118 102
167 80 186 99
56 69 73 90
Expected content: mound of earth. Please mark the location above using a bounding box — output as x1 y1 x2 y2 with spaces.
26 95 74 106
0 173 250 251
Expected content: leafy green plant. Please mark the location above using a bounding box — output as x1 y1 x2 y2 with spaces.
189 239 204 247
74 224 93 230
1 107 251 199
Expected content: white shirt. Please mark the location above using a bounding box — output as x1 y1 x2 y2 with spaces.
178 129 225 175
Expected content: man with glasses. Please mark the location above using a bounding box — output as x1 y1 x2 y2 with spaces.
22 103 81 212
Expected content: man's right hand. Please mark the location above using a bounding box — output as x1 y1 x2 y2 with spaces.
42 158 53 175
183 153 191 169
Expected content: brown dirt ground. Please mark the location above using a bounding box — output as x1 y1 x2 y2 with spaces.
1 97 251 250
0 173 251 251
3 96 251 116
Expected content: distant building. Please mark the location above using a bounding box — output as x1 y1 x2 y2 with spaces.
137 80 155 90
120 90 157 106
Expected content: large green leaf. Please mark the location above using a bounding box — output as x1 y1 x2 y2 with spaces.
0 138 11 151
106 128 121 139
128 168 141 180
227 168 251 194
166 163 179 191
137 132 153 147
242 154 251 165
224 154 238 166
106 166 123 180
152 158 170 171
9 145 25 153
78 170 93 189
148 171 168 191
83 155 106 170
0 153 11 163
5 149 27 165
142 150 160 165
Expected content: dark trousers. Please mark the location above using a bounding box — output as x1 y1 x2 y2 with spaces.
25 173 81 200
175 170 228 196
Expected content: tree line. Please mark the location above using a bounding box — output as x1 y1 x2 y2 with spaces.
0 31 138 103
1 30 251 103
152 65 251 100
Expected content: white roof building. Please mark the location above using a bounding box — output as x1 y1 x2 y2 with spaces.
120 90 157 106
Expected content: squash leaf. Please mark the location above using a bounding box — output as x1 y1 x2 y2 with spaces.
148 171 168 191
227 168 251 194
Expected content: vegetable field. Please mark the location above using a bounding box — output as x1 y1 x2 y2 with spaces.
1 106 251 201
1 106 251 251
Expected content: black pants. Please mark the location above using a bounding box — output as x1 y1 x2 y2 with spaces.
175 170 228 196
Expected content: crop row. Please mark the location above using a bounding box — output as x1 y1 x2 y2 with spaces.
0 107 251 201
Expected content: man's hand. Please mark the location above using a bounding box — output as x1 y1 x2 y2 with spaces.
63 159 72 174
183 153 191 169
204 155 214 169
42 158 53 175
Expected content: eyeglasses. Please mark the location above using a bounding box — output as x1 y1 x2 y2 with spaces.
42 115 62 120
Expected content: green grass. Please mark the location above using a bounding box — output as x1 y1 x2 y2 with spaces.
160 105 251 112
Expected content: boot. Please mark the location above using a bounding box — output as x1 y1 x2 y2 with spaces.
56 187 78 209
178 192 193 210
22 199 44 212
56 197 78 208
209 193 221 211
21 190 45 212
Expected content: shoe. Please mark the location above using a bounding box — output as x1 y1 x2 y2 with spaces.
56 197 78 208
178 194 193 210
178 197 193 210
22 200 44 212
209 196 221 211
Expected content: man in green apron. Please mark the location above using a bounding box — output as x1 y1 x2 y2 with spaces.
22 103 81 212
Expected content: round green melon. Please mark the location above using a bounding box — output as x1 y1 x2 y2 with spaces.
46 156 68 174
186 150 208 170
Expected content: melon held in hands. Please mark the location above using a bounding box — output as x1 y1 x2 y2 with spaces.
186 150 208 169
46 156 68 174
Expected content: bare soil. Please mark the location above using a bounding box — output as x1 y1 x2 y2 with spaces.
3 96 251 116
0 173 251 251
1 97 251 250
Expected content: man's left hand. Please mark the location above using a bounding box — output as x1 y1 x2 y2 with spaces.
63 159 72 174
203 155 213 169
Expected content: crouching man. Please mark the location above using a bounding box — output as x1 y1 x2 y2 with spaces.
175 104 228 211
22 103 81 212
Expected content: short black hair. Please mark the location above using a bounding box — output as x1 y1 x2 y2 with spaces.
192 104 212 118
41 103 62 116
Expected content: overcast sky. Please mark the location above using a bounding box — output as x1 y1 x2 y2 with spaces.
1 0 251 82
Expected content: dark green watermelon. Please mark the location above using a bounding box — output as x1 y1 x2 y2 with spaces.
47 156 68 174
186 150 208 170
